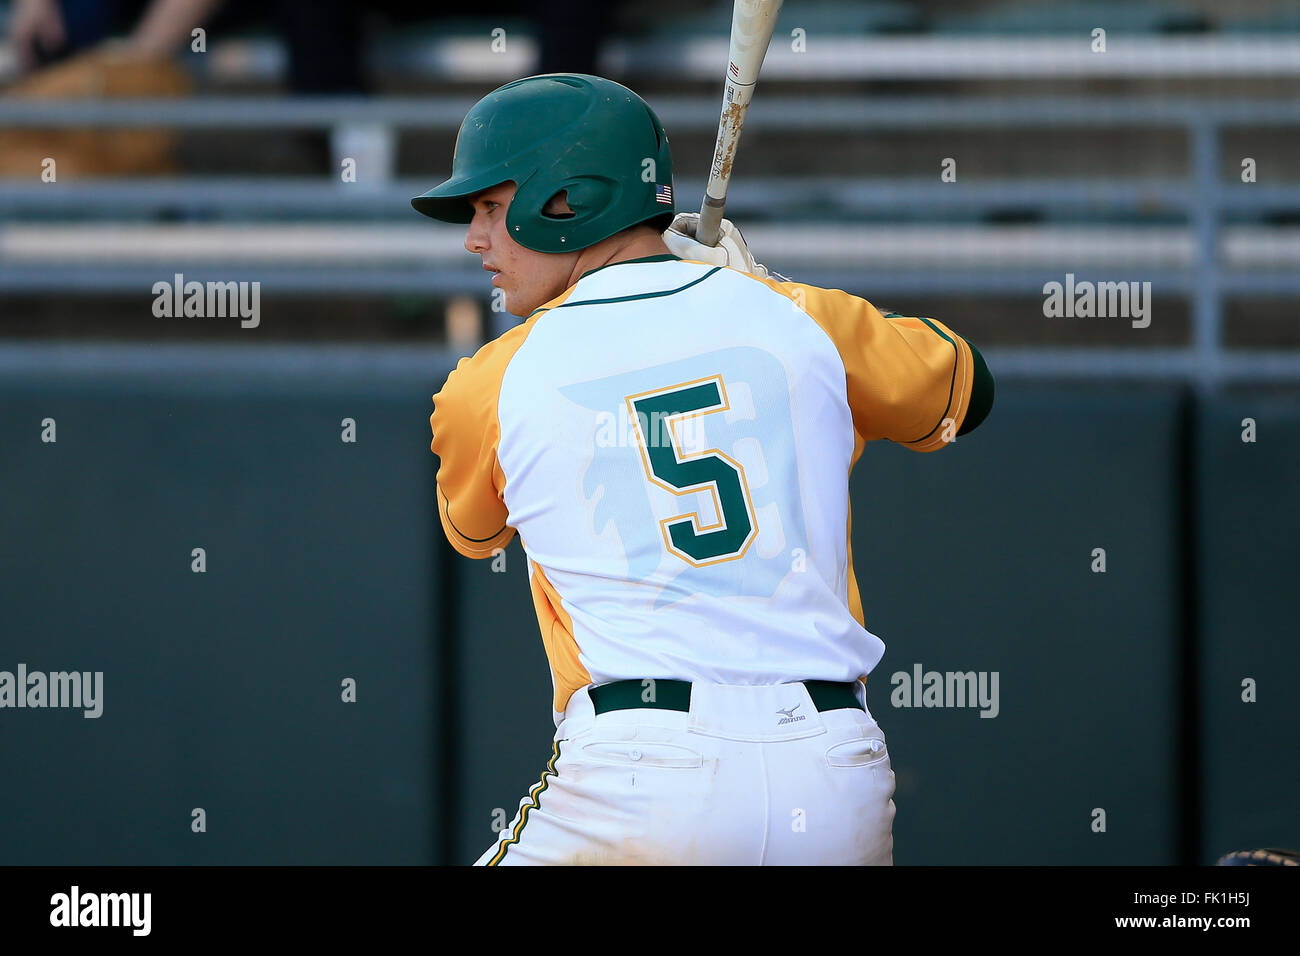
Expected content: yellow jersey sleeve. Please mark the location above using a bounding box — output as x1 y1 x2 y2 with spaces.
430 331 524 558
755 277 975 452
430 286 582 557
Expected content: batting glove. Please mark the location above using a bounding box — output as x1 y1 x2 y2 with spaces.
663 212 779 280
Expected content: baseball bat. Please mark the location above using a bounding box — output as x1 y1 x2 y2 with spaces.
696 0 785 247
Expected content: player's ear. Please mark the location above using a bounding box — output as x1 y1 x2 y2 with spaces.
542 190 575 219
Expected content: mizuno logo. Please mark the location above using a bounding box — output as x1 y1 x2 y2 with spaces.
776 704 805 725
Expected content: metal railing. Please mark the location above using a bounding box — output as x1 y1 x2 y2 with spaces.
8 33 1300 84
2 95 1299 388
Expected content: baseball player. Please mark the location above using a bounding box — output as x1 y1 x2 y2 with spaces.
413 73 994 865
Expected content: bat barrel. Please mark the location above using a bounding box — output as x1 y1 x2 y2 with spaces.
695 0 783 247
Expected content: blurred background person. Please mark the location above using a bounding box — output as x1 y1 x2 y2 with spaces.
9 0 222 70
1 0 615 176
7 0 614 90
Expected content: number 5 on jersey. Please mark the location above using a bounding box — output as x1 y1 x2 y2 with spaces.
626 375 757 566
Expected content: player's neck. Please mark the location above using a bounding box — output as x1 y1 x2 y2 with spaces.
568 227 672 287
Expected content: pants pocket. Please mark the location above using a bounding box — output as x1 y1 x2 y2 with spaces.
824 733 889 769
578 740 704 769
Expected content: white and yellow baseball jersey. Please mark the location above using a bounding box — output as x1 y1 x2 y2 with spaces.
430 254 978 722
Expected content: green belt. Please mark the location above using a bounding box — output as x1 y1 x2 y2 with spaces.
588 679 863 715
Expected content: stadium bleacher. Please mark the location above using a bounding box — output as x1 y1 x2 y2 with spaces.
0 0 1298 380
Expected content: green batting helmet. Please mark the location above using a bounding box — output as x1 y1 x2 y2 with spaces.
410 73 675 253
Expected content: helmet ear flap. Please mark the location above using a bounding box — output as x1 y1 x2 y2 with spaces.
510 175 621 253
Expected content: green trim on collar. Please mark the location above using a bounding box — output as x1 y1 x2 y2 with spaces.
556 267 721 310
578 253 682 281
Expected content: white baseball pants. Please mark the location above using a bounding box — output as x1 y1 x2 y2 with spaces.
477 679 896 865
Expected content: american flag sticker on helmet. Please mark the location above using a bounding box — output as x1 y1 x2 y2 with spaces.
655 184 673 204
